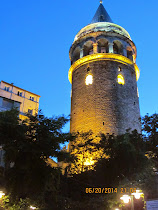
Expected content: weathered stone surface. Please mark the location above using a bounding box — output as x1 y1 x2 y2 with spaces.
70 60 141 136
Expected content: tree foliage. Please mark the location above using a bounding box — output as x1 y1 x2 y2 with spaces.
1 110 158 209
65 130 155 209
142 113 158 151
0 109 70 209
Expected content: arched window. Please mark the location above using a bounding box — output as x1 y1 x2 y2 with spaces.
113 40 123 55
97 38 108 53
85 74 93 85
113 43 119 54
83 41 93 56
127 46 133 61
72 47 80 63
117 74 125 85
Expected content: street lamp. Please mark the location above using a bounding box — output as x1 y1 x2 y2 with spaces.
30 206 37 209
0 191 5 199
120 189 144 210
131 190 143 199
120 194 131 203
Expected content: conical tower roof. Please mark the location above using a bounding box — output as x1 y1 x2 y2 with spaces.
91 2 113 23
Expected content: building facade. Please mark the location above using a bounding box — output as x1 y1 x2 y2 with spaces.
0 80 40 167
69 2 141 136
0 80 40 120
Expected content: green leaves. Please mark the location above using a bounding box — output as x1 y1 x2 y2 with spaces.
0 109 70 209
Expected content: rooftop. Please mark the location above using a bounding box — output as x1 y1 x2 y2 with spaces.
91 2 113 24
0 80 40 97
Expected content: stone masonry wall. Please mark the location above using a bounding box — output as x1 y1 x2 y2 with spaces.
70 60 141 136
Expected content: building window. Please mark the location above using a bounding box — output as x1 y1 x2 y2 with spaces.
117 74 125 85
85 74 93 85
28 109 33 115
4 86 10 92
17 91 23 97
30 96 34 101
118 67 122 72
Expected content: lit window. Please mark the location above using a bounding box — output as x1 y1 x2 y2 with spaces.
85 74 93 85
117 74 125 85
28 109 33 115
118 67 121 71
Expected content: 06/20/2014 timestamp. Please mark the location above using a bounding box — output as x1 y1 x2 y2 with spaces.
85 188 136 194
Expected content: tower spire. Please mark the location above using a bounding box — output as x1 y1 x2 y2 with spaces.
91 2 113 23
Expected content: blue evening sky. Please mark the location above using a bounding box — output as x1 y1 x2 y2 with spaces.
0 0 158 130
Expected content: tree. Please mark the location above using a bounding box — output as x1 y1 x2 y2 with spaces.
64 130 154 209
69 131 101 173
0 109 70 209
142 113 158 151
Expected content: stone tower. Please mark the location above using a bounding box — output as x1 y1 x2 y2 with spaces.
68 2 141 136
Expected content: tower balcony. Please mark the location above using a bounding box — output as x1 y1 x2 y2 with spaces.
68 53 140 84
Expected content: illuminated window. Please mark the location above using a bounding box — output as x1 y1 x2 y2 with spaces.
117 74 125 85
85 74 93 85
118 67 121 71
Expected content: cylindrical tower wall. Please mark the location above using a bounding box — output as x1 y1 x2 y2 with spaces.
70 56 141 136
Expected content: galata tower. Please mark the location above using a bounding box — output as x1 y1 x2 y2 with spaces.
68 1 141 136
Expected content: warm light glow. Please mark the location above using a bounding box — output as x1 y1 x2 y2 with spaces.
134 64 140 81
68 53 140 83
85 74 93 85
84 158 95 166
131 190 143 199
117 74 125 85
120 195 131 203
30 206 37 210
0 191 5 199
